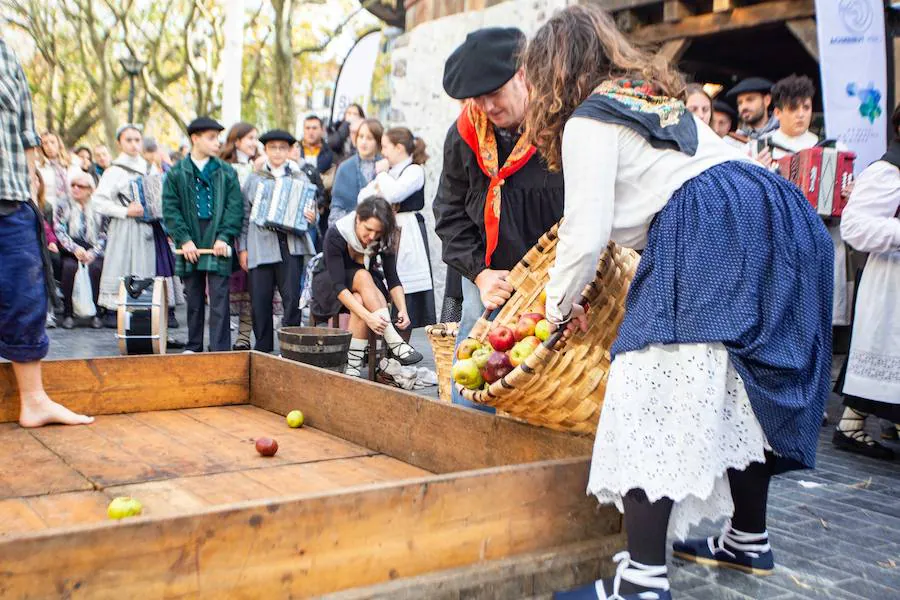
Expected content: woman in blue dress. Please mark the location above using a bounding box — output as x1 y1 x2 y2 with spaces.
524 6 833 599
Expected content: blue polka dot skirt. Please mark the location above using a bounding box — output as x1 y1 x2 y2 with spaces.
612 161 834 469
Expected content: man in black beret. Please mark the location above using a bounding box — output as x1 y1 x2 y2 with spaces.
725 77 778 139
433 27 564 410
163 116 243 352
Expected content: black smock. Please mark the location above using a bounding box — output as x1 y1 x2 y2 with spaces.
433 123 564 282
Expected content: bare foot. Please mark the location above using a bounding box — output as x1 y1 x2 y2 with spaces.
19 393 94 427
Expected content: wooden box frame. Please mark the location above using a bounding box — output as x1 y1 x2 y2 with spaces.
0 353 622 598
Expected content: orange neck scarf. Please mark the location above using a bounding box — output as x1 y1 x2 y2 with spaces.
456 100 536 267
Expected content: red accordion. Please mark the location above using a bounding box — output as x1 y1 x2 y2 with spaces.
777 147 856 217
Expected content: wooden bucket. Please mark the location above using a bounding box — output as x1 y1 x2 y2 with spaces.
277 327 352 373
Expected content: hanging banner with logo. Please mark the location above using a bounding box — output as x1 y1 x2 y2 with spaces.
330 30 382 125
815 0 888 171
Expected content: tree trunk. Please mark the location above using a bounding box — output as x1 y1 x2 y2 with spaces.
272 0 295 130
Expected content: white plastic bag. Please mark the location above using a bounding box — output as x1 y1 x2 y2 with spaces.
72 262 96 318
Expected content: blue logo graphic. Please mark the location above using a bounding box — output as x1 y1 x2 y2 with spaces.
839 0 873 34
846 82 882 123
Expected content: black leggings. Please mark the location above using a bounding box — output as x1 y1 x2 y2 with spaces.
624 456 772 567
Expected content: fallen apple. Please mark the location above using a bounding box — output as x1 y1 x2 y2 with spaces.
286 410 304 428
535 319 552 342
487 326 516 352
107 496 143 520
471 346 492 370
255 437 279 457
452 357 484 390
456 338 483 361
481 351 514 384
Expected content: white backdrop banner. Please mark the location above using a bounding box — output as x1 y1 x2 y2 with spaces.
815 0 888 171
331 31 382 124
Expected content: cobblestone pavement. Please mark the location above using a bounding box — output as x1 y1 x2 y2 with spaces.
30 307 900 598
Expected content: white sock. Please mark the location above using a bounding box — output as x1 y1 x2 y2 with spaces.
347 338 368 367
374 308 404 346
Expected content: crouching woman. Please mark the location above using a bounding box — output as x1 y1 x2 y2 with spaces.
312 197 423 376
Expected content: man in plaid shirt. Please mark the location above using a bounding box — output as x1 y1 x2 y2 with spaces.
0 39 93 427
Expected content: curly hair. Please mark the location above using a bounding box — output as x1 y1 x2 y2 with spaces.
522 4 685 171
770 75 816 110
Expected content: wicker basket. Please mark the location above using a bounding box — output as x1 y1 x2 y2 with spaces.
457 224 639 433
426 322 458 403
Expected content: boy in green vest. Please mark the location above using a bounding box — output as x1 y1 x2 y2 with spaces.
162 117 243 352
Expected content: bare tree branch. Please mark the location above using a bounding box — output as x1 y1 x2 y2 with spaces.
293 0 378 58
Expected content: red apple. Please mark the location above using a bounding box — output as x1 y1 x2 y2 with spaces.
487 326 516 352
481 351 514 384
255 437 278 457
452 358 484 390
456 338 484 360
514 313 543 341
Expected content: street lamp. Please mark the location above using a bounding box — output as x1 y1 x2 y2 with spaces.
119 54 146 124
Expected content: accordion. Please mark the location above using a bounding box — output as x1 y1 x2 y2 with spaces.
249 176 318 236
776 147 856 217
121 174 164 223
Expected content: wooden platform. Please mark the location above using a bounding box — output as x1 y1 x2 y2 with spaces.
0 352 622 599
0 405 429 537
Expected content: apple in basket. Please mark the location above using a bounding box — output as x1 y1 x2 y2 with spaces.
515 313 543 341
471 346 492 370
488 326 516 352
452 358 485 390
481 351 514 384
509 336 540 367
456 338 484 360
535 319 552 342
539 290 547 305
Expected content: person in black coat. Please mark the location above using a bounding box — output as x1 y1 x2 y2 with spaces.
432 27 564 409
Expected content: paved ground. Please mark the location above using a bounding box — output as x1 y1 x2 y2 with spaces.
32 306 900 598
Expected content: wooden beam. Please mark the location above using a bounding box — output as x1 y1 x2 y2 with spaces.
786 17 819 61
631 0 816 44
663 0 692 23
0 458 621 598
713 0 735 12
594 0 661 10
657 38 691 64
325 538 625 600
0 354 250 424
249 353 594 475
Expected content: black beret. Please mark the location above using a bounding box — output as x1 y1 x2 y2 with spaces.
443 27 525 100
187 116 225 136
259 129 297 146
713 100 737 120
725 77 774 99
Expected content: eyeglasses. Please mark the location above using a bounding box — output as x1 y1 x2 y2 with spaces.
71 183 92 190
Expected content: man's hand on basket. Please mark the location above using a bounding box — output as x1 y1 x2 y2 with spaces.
550 303 588 339
474 269 513 311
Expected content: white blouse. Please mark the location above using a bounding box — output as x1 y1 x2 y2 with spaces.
841 160 900 254
358 157 425 205
545 114 756 323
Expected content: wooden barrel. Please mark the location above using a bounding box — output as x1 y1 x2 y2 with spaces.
277 327 352 373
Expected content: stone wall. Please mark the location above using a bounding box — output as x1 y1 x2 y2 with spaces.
389 0 574 313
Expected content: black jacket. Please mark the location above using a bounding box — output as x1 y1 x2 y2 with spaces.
433 122 564 281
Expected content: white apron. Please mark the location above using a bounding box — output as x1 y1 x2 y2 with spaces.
394 212 432 294
843 249 900 403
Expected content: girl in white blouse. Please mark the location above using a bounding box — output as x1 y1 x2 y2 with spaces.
523 6 834 600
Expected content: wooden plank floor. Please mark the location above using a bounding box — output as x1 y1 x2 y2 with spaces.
0 406 430 537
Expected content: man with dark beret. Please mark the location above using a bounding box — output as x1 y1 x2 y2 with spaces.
163 116 244 352
433 27 564 410
726 77 778 139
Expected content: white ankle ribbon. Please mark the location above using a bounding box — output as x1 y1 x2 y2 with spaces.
708 520 771 559
596 551 669 600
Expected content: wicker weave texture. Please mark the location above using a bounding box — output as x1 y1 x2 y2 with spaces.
457 224 639 433
426 322 458 403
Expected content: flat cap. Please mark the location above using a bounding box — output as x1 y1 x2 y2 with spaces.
259 129 297 146
712 100 737 120
187 116 225 136
725 77 774 99
443 27 525 100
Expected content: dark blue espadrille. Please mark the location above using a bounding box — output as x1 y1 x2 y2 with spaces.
672 526 774 575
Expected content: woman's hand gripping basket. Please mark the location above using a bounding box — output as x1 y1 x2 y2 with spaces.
454 223 639 433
